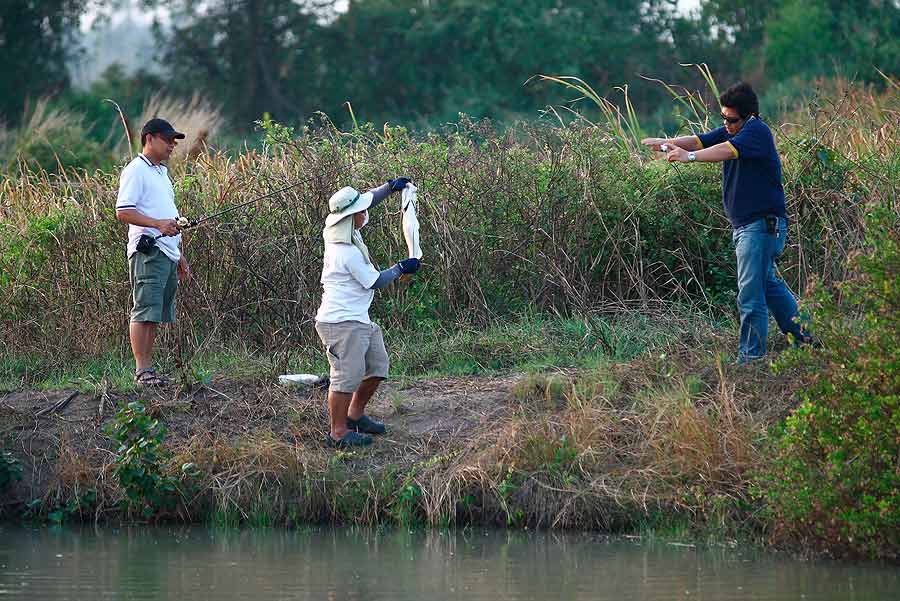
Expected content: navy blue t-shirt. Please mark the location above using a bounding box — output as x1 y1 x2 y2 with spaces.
696 117 786 228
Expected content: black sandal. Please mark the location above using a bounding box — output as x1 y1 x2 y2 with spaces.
134 367 170 387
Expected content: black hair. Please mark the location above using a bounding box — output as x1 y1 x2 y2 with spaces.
141 132 150 146
719 82 759 119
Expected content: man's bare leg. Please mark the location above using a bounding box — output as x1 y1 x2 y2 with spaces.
349 377 382 420
329 390 353 440
129 321 158 372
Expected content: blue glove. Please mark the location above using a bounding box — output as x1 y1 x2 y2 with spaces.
397 258 420 274
388 177 412 192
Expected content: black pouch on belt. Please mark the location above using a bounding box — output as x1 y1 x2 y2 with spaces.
136 234 157 254
765 215 778 235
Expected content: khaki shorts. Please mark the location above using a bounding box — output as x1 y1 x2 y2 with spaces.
315 321 390 393
129 247 178 323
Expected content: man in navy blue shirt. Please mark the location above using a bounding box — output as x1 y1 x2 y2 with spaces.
641 82 809 363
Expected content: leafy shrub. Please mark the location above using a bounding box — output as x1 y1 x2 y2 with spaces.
39 489 98 524
13 125 110 173
760 206 899 558
0 205 82 283
106 401 177 518
0 450 21 492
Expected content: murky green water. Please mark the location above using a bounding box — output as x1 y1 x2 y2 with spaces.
0 526 897 600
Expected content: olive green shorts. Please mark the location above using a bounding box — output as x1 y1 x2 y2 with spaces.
315 321 390 393
129 247 178 323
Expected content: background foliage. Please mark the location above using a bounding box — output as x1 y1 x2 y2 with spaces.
1 0 897 137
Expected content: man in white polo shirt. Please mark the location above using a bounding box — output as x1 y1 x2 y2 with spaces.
115 118 190 386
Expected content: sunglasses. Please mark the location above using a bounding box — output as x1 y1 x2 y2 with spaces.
722 113 743 125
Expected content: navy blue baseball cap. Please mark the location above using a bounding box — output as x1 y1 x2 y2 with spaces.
141 118 185 140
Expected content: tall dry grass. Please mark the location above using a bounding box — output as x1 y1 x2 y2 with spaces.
0 83 896 370
19 99 76 141
136 93 225 159
416 353 778 531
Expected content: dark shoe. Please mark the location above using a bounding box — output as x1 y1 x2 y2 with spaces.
346 414 386 435
134 367 170 387
328 431 373 448
732 354 765 366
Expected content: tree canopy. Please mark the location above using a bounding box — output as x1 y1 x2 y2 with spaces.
0 0 87 122
2 0 898 129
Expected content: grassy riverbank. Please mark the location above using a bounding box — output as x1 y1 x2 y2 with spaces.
0 312 790 540
1 300 895 559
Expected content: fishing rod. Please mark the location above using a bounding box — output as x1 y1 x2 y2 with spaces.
136 179 307 254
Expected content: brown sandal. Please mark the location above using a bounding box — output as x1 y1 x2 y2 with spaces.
134 367 170 387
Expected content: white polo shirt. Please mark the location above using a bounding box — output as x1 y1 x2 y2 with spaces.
315 242 380 324
115 154 182 262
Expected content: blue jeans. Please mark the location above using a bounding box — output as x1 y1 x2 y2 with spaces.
732 216 805 361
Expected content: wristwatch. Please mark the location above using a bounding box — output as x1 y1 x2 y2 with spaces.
687 152 696 162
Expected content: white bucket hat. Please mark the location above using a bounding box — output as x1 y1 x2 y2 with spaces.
325 186 374 227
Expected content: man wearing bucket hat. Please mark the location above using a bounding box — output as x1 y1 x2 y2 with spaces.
316 177 420 447
115 118 188 386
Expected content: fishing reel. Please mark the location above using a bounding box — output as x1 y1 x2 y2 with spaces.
177 216 197 229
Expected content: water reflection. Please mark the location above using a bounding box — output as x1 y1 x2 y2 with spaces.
0 526 897 600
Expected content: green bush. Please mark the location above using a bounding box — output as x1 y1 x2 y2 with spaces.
760 206 899 558
106 401 178 518
13 125 110 173
0 450 21 492
0 205 82 284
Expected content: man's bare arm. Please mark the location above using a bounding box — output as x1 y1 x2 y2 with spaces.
666 142 737 163
640 135 702 152
116 209 179 236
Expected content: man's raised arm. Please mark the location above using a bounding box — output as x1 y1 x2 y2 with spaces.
640 135 703 152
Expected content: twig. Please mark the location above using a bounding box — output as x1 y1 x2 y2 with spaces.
104 98 133 158
98 382 111 418
35 392 78 417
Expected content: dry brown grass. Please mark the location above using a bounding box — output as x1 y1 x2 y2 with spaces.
136 93 224 159
780 77 900 161
416 351 786 532
170 430 328 524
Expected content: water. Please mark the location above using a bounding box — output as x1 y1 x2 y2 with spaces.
0 526 897 600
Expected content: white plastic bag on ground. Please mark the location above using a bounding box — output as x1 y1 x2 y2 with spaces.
401 183 422 259
278 374 322 387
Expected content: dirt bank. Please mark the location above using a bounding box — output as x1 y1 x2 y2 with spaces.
1 375 518 515
0 360 796 533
